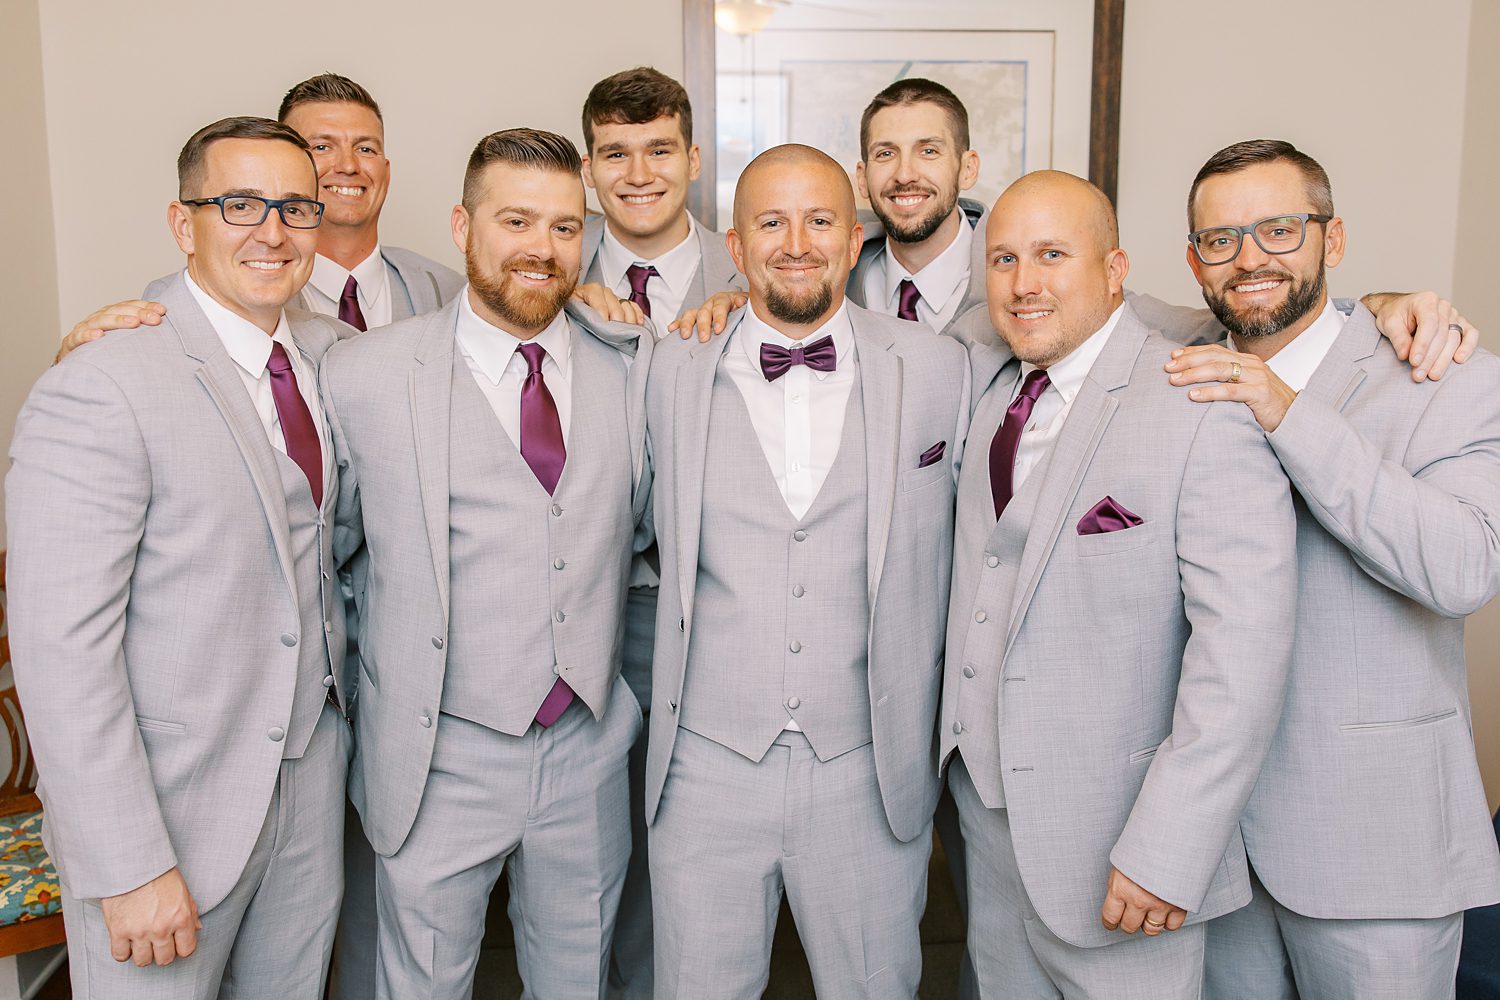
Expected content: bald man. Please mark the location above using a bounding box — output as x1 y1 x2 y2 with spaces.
941 171 1298 998
642 144 970 998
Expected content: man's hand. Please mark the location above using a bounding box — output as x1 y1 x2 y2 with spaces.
56 300 168 365
1100 866 1188 937
669 290 748 343
571 283 646 326
1165 344 1297 432
100 867 201 967
1363 291 1479 382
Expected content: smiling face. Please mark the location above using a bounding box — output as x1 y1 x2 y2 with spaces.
1188 160 1344 342
582 114 699 256
856 101 979 244
282 101 390 234
451 161 584 338
984 172 1128 367
727 147 864 338
169 137 320 333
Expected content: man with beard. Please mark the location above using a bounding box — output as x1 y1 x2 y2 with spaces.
943 170 1298 998
319 128 652 999
643 143 970 997
1165 139 1500 1000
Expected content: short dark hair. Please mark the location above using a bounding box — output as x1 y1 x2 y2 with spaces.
462 128 582 211
1188 139 1334 228
177 116 313 199
277 73 383 124
581 67 693 153
858 78 970 160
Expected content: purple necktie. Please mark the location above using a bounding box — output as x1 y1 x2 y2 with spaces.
265 342 324 508
897 278 922 322
517 341 574 727
989 369 1050 519
338 275 367 332
760 334 838 382
625 263 658 318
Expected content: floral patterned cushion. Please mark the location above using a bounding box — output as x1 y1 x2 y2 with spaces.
0 810 59 925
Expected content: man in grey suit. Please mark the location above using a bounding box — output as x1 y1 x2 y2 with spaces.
1167 139 1500 1000
944 170 1298 998
645 143 970 998
6 117 351 998
320 128 652 1000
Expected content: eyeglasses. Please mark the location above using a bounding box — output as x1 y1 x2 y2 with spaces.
181 194 325 229
1188 213 1331 266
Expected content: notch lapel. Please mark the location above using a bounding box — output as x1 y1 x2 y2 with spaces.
1297 304 1379 414
673 312 739 621
856 319 902 611
408 306 457 620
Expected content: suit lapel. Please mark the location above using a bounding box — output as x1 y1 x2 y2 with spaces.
674 312 738 619
1298 304 1378 413
581 216 607 287
855 316 902 610
287 313 337 513
408 303 459 620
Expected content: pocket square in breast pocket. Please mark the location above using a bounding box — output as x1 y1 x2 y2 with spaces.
917 441 947 468
1077 495 1144 535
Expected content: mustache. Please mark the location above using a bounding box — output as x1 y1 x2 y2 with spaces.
1007 297 1057 312
503 255 563 278
880 183 937 199
1228 268 1294 286
766 252 827 269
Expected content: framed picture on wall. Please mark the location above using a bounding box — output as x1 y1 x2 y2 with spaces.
683 0 1124 230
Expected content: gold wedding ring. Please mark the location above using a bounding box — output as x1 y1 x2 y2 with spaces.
1144 916 1166 929
1228 361 1243 384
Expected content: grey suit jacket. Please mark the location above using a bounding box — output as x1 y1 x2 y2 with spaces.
947 302 1298 947
581 214 746 325
319 295 652 855
848 196 988 338
643 303 970 843
5 273 351 911
1243 304 1500 919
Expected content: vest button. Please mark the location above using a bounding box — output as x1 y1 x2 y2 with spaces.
551 503 564 517
432 636 444 649
793 529 807 542
963 665 976 678
787 696 801 710
678 618 685 632
986 555 1000 568
281 633 297 647
555 610 566 623
553 558 566 570
418 714 433 728
789 639 802 653
322 674 335 688
791 584 805 598
974 610 988 623
267 727 285 743
952 721 963 735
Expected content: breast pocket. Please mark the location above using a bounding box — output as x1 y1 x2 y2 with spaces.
900 463 949 494
1073 523 1157 558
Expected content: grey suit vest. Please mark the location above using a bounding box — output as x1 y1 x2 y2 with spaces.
440 327 635 735
679 362 872 762
269 446 337 760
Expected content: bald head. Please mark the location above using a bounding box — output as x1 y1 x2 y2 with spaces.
984 170 1129 368
726 143 865 338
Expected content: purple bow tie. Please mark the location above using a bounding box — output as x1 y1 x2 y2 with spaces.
759 334 837 382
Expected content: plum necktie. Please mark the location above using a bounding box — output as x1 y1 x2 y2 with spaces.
266 342 324 508
989 369 1050 519
338 275 367 332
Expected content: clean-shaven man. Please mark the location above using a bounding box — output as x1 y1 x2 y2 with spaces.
320 129 652 1000
1167 139 1500 1000
944 170 1298 998
7 117 351 998
645 143 970 998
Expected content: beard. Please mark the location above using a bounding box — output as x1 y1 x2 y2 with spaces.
466 249 577 333
764 274 835 325
1204 264 1326 341
873 183 958 245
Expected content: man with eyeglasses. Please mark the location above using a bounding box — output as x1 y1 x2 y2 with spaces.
1166 139 1500 1000
6 116 351 998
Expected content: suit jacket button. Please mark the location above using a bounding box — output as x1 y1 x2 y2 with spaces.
789 639 802 653
952 721 963 735
787 696 801 710
551 503 564 517
974 611 987 623
418 714 433 728
555 610 566 623
986 555 1000 568
669 700 678 713
267 727 285 742
963 665 976 678
791 584 805 598
554 558 566 570
432 636 444 649
322 674 335 688
793 529 807 542
281 633 297 647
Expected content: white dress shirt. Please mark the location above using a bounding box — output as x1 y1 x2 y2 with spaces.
183 270 331 490
1007 304 1124 495
453 287 574 450
862 210 973 334
723 303 858 521
1235 299 1346 392
304 246 394 329
598 219 703 334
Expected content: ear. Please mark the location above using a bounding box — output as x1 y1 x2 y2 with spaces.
1322 216 1346 269
687 143 702 183
451 204 470 256
958 150 980 192
849 221 865 265
1186 243 1206 286
168 201 195 255
1106 247 1130 296
580 157 596 191
726 228 745 274
854 160 869 201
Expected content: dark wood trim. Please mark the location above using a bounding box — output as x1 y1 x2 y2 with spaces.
682 0 719 229
0 913 65 956
1089 0 1126 205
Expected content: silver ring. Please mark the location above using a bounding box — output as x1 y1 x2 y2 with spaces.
1449 324 1464 334
1228 361 1242 384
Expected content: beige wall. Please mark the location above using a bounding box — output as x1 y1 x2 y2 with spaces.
0 0 61 533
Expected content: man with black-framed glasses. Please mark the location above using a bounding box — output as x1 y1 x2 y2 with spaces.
1167 139 1500 1000
6 116 353 999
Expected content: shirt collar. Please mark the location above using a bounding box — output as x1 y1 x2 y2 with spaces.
183 269 294 377
1021 303 1125 404
454 285 572 385
879 209 973 315
1235 299 1346 393
308 245 388 310
737 300 856 381
597 217 701 297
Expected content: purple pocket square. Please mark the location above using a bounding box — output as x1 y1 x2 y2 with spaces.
1077 496 1144 535
917 441 947 469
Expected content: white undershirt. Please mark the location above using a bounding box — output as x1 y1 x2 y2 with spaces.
598 220 703 333
453 287 573 449
304 246 393 329
1234 299 1346 393
862 211 973 333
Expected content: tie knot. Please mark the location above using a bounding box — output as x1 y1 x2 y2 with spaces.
341 274 359 300
518 341 547 376
626 263 658 296
1019 368 1050 401
266 340 293 376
